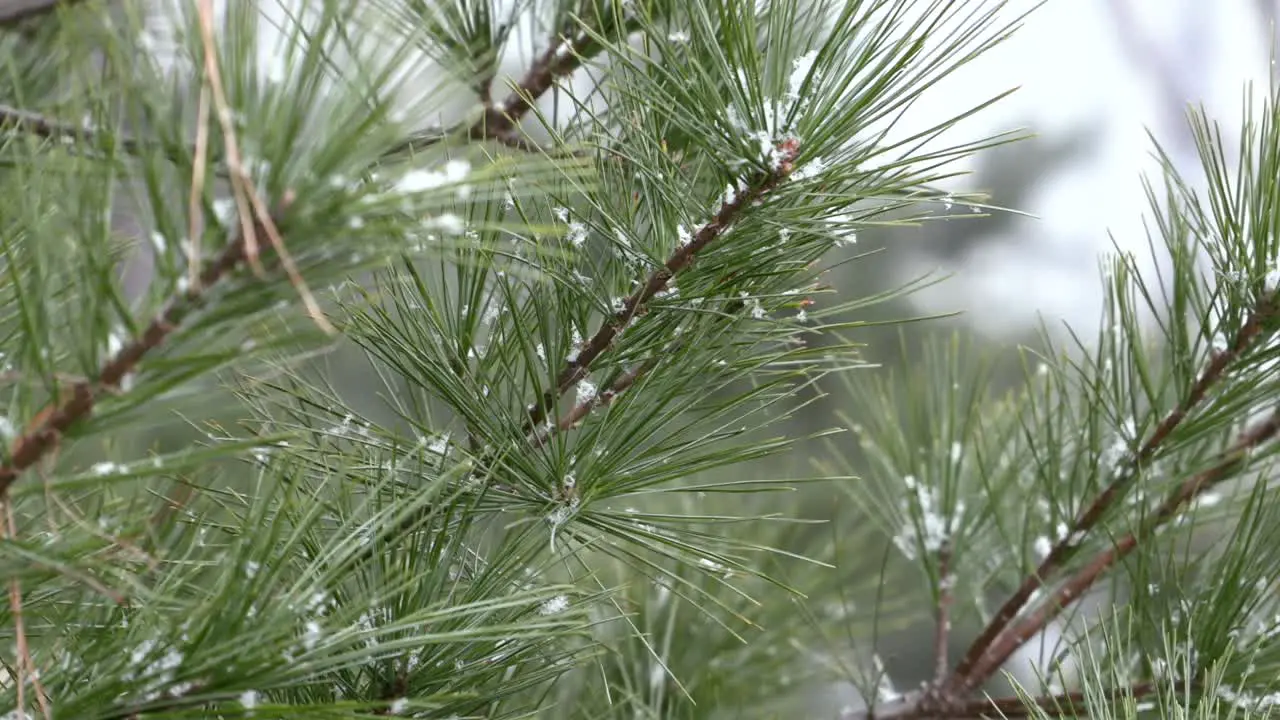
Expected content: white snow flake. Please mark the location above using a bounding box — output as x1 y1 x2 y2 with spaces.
539 595 570 615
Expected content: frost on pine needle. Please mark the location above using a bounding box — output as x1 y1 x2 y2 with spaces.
410 432 452 459
92 461 122 476
396 158 472 194
576 377 597 405
891 474 962 561
539 594 570 615
566 220 588 247
123 638 186 701
1102 417 1137 474
1215 685 1280 713
426 213 467 235
301 620 323 651
547 473 581 552
738 291 767 319
723 49 818 171
1266 267 1280 294
1033 535 1052 560
791 155 827 182
785 50 819 102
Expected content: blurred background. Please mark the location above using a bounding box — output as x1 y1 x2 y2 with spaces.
885 0 1269 336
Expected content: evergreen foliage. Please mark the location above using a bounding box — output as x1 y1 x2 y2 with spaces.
0 1 1279 718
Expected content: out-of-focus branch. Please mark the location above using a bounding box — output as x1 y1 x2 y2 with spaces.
0 0 84 28
0 201 291 495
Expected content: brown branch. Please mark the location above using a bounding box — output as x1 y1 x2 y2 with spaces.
530 355 659 448
947 294 1277 692
387 28 599 160
525 140 801 433
469 31 589 143
0 206 288 495
195 0 330 333
964 405 1280 688
933 544 954 687
0 0 84 28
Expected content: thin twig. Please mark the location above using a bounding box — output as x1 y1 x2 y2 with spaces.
195 0 260 277
188 82 212 291
963 405 1280 687
0 103 133 151
195 0 332 334
387 23 623 158
470 30 590 143
4 497 51 720
947 292 1278 692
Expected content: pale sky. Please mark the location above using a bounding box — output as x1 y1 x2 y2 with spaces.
903 0 1273 335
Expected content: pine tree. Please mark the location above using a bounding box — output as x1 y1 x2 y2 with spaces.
1 1 1279 718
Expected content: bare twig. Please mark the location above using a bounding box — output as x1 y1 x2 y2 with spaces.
947 292 1279 692
4 498 51 719
195 0 332 334
0 103 145 155
388 23 629 158
195 0 259 277
187 82 212 291
470 31 589 144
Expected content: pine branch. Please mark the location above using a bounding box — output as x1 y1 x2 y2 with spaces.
391 24 608 156
962 404 1280 686
530 355 658 448
524 139 803 434
0 198 292 495
469 29 591 145
0 103 147 156
945 289 1280 694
